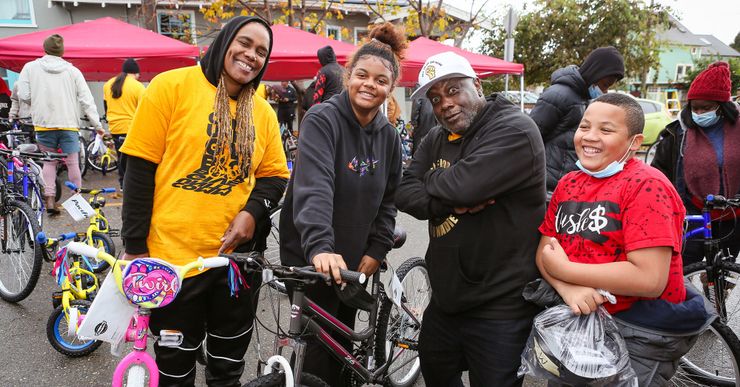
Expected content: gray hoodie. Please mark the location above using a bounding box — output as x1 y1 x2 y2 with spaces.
16 55 101 129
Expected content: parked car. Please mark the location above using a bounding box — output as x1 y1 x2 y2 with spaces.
635 98 675 146
499 91 539 113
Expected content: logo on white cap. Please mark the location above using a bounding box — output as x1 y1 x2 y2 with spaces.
412 51 477 100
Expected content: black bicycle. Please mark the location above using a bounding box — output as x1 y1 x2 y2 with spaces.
232 232 430 387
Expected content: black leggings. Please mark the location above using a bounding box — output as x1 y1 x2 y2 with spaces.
149 265 261 387
683 219 740 267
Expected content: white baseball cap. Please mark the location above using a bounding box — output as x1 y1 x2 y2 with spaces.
411 51 477 100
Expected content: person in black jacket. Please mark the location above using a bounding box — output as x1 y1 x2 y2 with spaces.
397 51 546 387
530 46 624 193
652 61 740 266
274 80 297 132
311 45 346 105
279 23 405 386
409 94 436 156
120 17 289 386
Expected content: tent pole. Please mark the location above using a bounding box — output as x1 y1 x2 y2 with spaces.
520 74 524 112
504 74 509 92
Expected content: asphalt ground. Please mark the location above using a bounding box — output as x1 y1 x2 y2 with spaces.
0 171 550 386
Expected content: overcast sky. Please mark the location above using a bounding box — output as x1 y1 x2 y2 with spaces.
480 0 740 45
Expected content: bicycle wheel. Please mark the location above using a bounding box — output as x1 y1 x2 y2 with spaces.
374 257 430 387
80 232 115 273
669 319 740 386
86 140 118 173
122 364 151 387
243 371 329 387
0 199 43 302
46 299 102 357
263 207 286 293
684 260 740 329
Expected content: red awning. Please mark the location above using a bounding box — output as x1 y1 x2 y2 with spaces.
263 24 356 81
400 37 523 87
0 17 199 82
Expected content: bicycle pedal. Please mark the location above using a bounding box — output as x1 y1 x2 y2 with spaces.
51 291 63 309
158 330 184 347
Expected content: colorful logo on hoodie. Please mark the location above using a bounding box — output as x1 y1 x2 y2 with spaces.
348 156 378 177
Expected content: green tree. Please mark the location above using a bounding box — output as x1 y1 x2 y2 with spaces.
731 31 740 52
481 0 670 94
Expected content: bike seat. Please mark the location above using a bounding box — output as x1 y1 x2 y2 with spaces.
393 226 406 249
122 258 181 308
18 143 38 153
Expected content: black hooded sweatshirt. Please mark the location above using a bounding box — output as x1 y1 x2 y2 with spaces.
280 91 402 269
312 46 346 104
122 16 286 254
396 94 545 319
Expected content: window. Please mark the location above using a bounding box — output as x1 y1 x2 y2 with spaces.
157 10 196 44
326 25 341 41
354 27 369 44
0 0 36 27
675 64 693 82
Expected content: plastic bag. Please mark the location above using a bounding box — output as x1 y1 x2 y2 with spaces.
518 304 637 386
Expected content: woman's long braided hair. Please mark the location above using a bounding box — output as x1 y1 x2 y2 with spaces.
210 75 256 180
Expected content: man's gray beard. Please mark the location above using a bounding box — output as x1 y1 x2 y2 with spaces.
444 101 484 134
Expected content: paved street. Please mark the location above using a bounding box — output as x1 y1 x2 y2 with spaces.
0 171 550 386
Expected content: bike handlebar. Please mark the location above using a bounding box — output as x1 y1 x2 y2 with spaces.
36 232 78 246
221 252 367 284
65 180 116 194
0 147 67 161
705 194 740 210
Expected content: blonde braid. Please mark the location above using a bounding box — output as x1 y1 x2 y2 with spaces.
210 75 256 179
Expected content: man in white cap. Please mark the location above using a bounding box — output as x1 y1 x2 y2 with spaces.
395 51 546 386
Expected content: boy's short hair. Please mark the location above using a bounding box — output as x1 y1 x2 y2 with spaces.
593 93 645 136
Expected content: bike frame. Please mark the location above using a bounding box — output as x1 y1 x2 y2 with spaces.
684 197 733 321
276 270 415 385
111 310 159 387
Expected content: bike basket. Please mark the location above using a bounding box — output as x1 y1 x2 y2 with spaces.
121 258 181 308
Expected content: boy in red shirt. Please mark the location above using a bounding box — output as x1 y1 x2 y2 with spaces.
537 93 711 385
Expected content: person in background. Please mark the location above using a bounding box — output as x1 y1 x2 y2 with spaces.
279 22 405 387
396 51 546 387
16 34 103 215
652 61 740 267
273 80 297 133
0 78 10 119
409 94 436 156
103 58 145 190
120 17 289 385
9 81 31 122
529 46 624 193
386 93 401 126
312 45 345 105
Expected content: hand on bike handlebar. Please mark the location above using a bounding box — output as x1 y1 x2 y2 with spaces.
357 255 381 277
454 198 496 215
312 252 348 284
219 210 256 254
95 127 105 136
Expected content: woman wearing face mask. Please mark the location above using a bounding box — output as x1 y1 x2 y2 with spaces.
530 46 625 194
652 61 740 266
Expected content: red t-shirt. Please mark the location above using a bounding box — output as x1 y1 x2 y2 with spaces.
539 158 686 314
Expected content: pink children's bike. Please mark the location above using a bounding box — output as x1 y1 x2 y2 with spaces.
65 242 236 387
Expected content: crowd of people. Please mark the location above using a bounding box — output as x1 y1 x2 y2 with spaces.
2 14 740 387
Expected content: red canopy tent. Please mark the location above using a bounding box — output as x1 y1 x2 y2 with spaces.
400 37 523 87
0 17 199 82
263 24 356 81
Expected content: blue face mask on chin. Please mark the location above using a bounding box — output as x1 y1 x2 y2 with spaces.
691 109 720 127
588 85 604 99
576 136 637 179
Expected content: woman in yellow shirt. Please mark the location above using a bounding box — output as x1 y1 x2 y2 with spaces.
103 58 145 188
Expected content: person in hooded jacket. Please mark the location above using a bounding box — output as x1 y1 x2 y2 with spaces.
311 45 346 105
119 17 289 386
396 51 545 387
529 46 624 193
15 34 103 215
279 22 405 386
652 61 740 267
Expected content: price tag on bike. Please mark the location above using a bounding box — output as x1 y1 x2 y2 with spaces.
385 263 404 309
62 193 96 221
